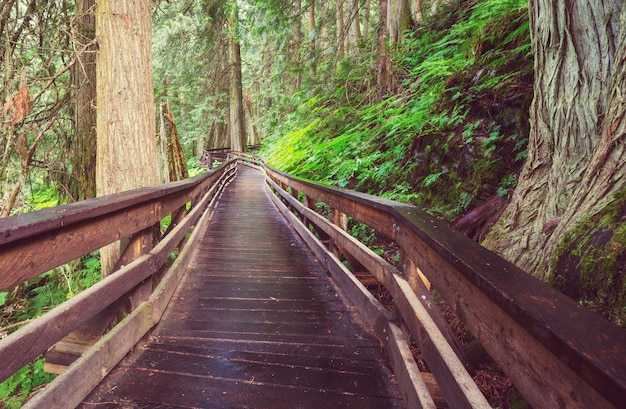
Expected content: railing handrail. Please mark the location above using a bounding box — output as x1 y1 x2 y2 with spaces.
0 160 238 407
233 152 625 409
0 171 212 247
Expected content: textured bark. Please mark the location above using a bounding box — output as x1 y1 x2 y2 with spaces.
228 6 246 153
336 0 345 57
377 0 391 99
69 0 97 202
294 0 302 90
387 0 410 44
346 0 361 52
157 102 170 183
163 102 188 182
244 93 259 146
308 0 316 78
96 0 158 276
409 0 423 22
484 0 624 278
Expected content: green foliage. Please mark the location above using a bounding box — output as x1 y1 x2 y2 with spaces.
0 359 55 408
264 0 532 221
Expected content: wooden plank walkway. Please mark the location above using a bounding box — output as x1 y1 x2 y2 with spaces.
79 166 405 409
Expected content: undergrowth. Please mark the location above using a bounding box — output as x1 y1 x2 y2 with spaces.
262 0 532 222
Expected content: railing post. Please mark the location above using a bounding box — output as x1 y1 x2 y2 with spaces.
331 209 365 272
398 248 468 369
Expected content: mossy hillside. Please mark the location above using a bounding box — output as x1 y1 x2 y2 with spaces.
262 0 532 222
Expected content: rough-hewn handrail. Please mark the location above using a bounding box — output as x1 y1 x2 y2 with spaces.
0 160 237 407
233 152 625 409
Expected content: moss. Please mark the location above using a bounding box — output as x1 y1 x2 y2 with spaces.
550 189 626 327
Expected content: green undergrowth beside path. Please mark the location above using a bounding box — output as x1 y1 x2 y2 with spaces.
262 0 532 222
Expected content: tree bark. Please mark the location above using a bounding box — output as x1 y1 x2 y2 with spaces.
347 0 361 52
69 0 97 202
484 0 624 278
96 0 159 276
157 102 170 183
387 0 410 44
377 0 391 99
409 0 423 22
308 0 316 78
294 0 302 90
228 5 246 152
336 0 345 58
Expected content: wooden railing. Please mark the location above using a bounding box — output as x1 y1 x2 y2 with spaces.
234 152 625 409
1 152 624 409
0 160 237 409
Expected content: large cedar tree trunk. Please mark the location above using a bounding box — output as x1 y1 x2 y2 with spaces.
484 1 624 278
96 0 159 276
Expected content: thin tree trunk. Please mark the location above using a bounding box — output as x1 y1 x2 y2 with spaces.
228 5 246 153
347 0 361 52
363 0 371 38
387 0 410 44
157 102 170 183
294 0 302 90
69 0 97 202
309 0 316 78
96 0 158 276
377 0 391 99
484 0 623 277
244 92 259 146
410 0 423 22
163 101 188 181
336 0 345 58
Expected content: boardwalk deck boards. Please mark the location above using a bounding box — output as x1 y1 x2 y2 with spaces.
79 166 405 408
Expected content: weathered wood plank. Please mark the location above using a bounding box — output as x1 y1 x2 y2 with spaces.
385 322 437 409
23 302 154 409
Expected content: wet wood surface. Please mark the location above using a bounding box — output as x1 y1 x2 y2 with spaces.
79 166 404 409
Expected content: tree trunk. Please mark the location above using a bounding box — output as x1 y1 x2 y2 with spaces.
309 0 316 78
347 0 361 52
157 102 170 183
363 0 371 39
96 0 159 276
68 0 97 202
336 0 345 58
409 0 423 22
228 5 246 153
387 0 410 44
483 0 624 278
244 92 260 146
294 0 302 90
163 101 188 181
377 0 391 99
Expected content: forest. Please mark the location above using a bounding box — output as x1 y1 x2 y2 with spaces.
1 0 625 407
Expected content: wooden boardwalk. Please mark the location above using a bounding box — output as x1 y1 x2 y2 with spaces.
79 166 405 408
